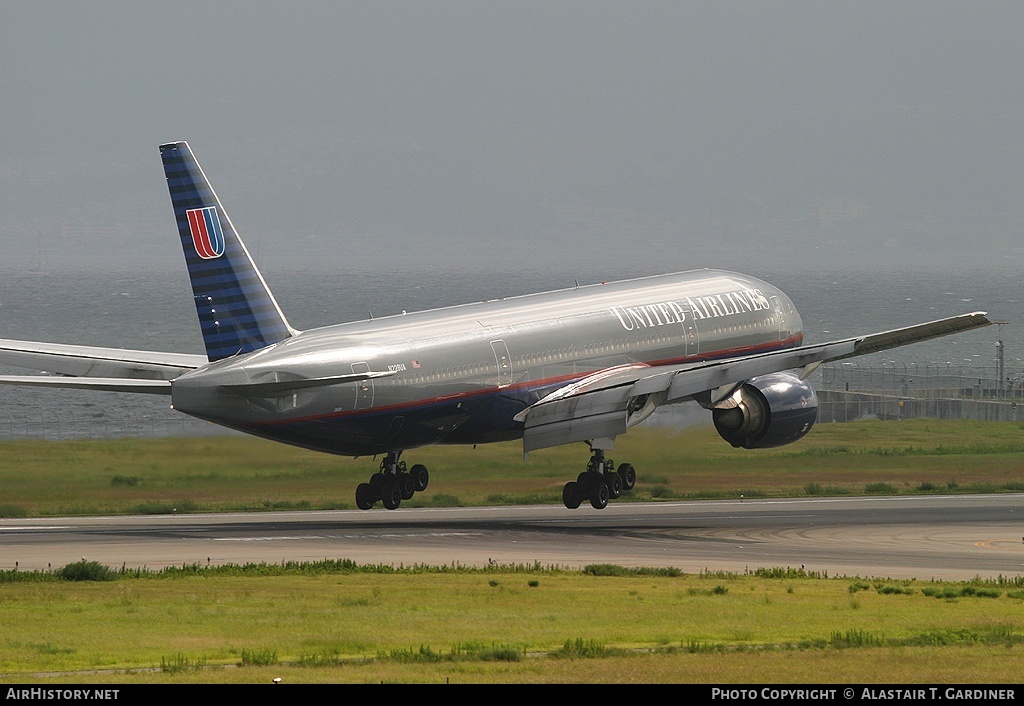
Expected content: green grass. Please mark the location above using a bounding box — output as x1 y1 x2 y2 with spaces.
2 561 1024 683
3 419 1024 516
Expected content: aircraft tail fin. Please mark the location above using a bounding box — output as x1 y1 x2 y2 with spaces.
160 141 296 362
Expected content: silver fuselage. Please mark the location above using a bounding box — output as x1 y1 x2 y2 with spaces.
170 269 802 456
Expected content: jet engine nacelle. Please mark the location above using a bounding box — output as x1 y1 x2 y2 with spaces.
712 371 818 449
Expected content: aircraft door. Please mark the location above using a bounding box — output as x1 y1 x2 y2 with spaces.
770 295 787 342
683 317 699 356
351 362 374 410
490 340 513 387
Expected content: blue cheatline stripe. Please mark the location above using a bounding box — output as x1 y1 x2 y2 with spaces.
160 141 292 362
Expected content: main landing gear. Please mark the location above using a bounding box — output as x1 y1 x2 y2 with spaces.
355 451 429 510
562 447 635 510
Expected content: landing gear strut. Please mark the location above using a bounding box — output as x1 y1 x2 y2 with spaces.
355 451 429 510
562 446 635 510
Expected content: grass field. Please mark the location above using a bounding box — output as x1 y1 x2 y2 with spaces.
3 419 1024 683
3 419 1024 517
3 562 1024 683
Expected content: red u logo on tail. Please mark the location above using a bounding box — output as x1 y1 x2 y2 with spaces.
186 206 226 259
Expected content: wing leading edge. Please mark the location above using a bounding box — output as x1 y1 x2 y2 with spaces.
515 312 992 452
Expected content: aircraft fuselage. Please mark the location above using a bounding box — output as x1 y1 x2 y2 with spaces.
170 269 802 456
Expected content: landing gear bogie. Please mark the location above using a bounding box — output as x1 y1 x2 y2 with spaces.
354 452 429 510
562 446 635 510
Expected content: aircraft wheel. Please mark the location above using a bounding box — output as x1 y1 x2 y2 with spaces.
411 464 429 492
355 483 376 510
605 471 622 499
617 463 636 491
369 473 386 492
398 472 416 500
562 481 582 509
381 483 402 510
589 481 609 510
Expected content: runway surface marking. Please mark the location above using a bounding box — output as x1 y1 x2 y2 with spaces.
0 526 71 531
214 532 485 542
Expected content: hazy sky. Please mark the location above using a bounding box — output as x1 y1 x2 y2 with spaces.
1 1 1022 276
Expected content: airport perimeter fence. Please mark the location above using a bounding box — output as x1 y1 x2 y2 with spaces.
816 362 1024 423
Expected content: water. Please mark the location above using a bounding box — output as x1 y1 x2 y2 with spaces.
0 264 1017 440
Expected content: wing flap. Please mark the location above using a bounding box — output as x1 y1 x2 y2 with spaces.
523 410 629 453
521 384 635 452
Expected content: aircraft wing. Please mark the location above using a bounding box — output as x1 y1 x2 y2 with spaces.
515 312 992 452
0 338 205 394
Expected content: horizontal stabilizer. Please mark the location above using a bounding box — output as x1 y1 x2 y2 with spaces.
0 375 171 394
221 370 398 397
0 338 204 379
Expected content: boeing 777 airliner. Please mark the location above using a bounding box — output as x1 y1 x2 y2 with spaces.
0 142 992 510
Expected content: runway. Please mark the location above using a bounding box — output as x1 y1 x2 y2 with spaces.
2 494 1024 581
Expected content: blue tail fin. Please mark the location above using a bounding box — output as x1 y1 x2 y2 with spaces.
160 141 295 362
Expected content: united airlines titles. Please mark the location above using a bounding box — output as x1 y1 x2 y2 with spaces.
610 289 770 332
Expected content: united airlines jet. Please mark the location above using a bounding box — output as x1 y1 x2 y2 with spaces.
0 142 991 510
